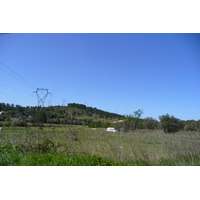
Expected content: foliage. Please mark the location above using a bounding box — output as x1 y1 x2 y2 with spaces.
4 121 11 126
0 102 122 127
1 127 200 166
159 114 184 133
68 103 86 110
118 109 144 132
88 121 113 128
133 109 143 119
117 118 144 132
35 111 47 124
184 120 198 131
68 103 121 119
0 142 130 166
143 117 158 129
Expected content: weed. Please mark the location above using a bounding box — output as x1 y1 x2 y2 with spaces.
1 127 200 165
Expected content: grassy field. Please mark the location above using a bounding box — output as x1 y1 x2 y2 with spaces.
0 126 200 166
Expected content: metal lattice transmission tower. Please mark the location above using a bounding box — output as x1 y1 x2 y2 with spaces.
33 88 52 107
62 99 66 106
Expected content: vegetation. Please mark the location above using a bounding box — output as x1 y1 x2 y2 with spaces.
1 103 200 133
114 110 144 132
1 127 200 166
143 117 158 130
1 102 200 166
0 102 122 127
0 142 123 166
159 114 184 133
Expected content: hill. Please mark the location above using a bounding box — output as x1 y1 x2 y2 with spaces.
0 102 124 127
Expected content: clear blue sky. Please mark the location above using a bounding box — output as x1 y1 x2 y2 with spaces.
0 33 199 120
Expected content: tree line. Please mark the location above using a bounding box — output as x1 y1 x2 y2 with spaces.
0 103 199 133
114 112 200 133
68 103 121 119
0 102 122 127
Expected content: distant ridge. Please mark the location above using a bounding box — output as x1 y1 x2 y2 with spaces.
0 102 123 126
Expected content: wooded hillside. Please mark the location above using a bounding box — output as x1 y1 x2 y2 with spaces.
0 102 123 127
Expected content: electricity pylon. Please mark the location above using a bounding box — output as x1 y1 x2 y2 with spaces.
48 100 51 107
33 88 52 107
33 88 52 126
62 99 66 106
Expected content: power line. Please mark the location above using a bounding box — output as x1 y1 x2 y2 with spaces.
51 96 62 106
0 83 31 96
0 67 33 88
33 88 52 107
0 61 37 89
0 66 35 90
0 91 24 102
32 88 52 125
0 91 34 106
0 41 41 83
48 100 51 106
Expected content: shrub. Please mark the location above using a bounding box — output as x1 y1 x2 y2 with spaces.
159 114 184 133
115 118 144 132
4 121 11 127
184 120 197 131
143 117 158 129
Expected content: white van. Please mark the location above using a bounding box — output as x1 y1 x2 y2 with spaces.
106 127 117 132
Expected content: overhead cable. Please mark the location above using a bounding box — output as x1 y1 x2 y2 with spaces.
0 61 37 89
0 91 24 101
0 83 31 96
0 41 40 83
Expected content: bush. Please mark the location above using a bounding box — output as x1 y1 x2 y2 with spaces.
143 117 158 129
4 121 11 126
159 114 184 133
114 123 124 132
184 120 197 131
0 142 129 166
88 121 113 128
116 118 144 132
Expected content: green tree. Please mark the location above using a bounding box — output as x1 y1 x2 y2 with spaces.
143 117 158 129
184 120 197 131
36 111 47 124
133 109 143 119
159 114 183 133
121 109 144 131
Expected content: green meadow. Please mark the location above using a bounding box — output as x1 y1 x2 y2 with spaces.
1 126 200 166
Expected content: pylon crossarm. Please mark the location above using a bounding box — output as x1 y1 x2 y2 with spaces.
33 88 51 107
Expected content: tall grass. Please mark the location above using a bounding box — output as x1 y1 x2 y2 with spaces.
0 126 200 165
